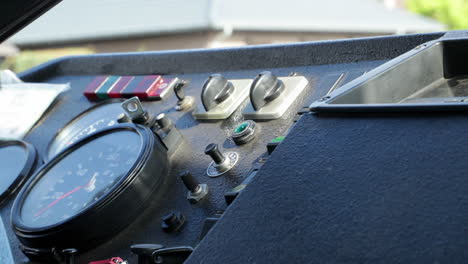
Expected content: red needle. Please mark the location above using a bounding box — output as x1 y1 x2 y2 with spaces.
34 186 83 217
34 177 97 217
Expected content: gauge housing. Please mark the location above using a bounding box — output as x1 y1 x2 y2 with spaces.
0 140 37 205
44 98 125 161
11 123 169 260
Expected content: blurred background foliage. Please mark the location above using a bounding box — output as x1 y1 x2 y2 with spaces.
2 0 465 73
407 0 468 30
0 47 95 72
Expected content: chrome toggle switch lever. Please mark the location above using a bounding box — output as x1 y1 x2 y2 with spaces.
174 81 194 111
205 143 239 177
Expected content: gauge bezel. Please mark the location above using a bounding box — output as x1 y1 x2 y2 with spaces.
44 98 125 162
11 123 169 255
0 140 37 205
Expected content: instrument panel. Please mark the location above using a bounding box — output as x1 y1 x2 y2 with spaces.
0 32 445 263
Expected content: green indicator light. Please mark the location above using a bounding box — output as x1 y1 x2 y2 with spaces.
96 75 120 100
235 122 249 133
271 136 285 143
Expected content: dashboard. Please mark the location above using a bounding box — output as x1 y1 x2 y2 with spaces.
2 30 468 263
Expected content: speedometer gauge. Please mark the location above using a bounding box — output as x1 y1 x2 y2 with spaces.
12 124 169 261
45 99 125 161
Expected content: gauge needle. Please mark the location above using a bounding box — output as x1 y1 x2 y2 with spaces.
34 186 83 217
34 176 97 217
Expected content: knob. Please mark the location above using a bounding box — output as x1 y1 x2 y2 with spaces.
131 244 164 264
161 212 186 232
180 171 209 204
62 248 78 264
201 74 234 111
250 71 284 110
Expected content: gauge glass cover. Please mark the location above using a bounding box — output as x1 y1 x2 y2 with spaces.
46 101 124 160
20 130 141 228
0 145 28 196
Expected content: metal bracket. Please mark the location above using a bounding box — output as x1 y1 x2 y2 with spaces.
121 97 148 123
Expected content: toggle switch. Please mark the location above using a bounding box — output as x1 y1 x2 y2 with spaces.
151 113 184 157
174 82 185 101
174 81 194 111
205 143 225 164
205 143 239 177
180 171 209 204
155 113 173 132
243 72 309 120
193 75 252 120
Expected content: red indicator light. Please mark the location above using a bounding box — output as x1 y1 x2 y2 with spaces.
147 77 171 99
89 257 126 264
132 75 161 99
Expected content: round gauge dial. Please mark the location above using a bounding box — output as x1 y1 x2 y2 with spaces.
21 130 141 227
0 140 37 204
12 124 169 259
45 99 125 161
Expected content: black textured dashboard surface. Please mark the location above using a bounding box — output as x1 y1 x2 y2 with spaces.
187 112 468 263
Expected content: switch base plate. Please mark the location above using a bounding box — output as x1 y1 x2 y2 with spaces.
193 79 252 120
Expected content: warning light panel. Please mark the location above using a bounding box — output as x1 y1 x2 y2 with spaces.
84 75 179 101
